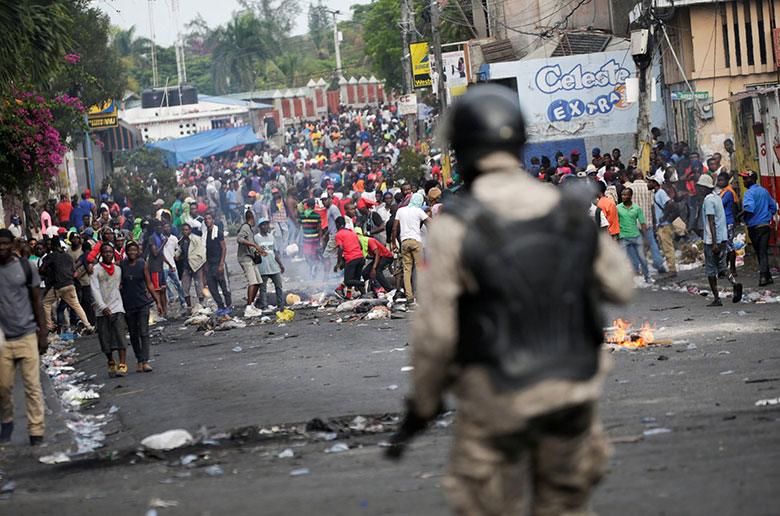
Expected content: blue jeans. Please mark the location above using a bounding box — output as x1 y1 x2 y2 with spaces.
646 225 666 272
165 269 186 303
620 236 650 281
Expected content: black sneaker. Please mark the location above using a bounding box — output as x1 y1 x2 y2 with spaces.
707 298 723 307
0 422 13 443
29 435 44 446
732 283 743 303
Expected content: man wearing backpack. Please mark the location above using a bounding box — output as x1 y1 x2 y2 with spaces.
385 86 634 515
0 228 48 445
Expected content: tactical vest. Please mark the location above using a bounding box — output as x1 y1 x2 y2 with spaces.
445 189 603 391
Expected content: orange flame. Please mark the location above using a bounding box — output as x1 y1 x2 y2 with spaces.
606 318 656 348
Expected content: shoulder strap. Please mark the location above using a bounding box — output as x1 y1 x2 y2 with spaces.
19 257 33 289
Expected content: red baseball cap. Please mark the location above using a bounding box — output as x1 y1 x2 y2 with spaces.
739 169 758 179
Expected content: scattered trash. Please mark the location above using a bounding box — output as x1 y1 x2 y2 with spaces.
180 454 198 466
349 416 368 431
401 366 414 372
286 293 302 305
108 405 119 414
686 343 698 350
184 314 209 326
290 468 310 477
260 316 272 323
737 311 747 316
276 309 295 322
755 397 780 407
640 417 656 424
232 346 243 353
145 510 158 516
364 305 392 320
141 429 194 451
720 370 735 375
386 384 399 391
657 355 669 361
39 452 71 464
1 481 16 492
278 448 295 458
149 498 179 508
325 443 349 454
247 362 258 366
643 428 672 436
204 465 224 476
61 385 100 406
435 420 451 428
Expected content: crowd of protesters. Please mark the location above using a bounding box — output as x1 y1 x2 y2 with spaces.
1 105 776 446
529 133 776 289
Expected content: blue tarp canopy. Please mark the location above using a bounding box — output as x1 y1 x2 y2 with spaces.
148 125 264 165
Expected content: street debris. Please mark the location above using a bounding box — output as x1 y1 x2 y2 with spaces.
39 452 71 464
180 454 198 465
204 465 224 476
364 305 392 320
149 498 179 508
290 468 310 476
755 397 780 407
276 309 295 322
141 429 194 450
386 384 399 391
286 293 302 305
232 346 243 353
278 448 295 458
643 428 672 436
401 366 414 372
325 442 349 453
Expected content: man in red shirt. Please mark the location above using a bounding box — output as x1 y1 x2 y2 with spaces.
333 216 365 299
362 236 393 293
56 195 74 226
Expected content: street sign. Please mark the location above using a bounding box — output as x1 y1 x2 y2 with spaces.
670 91 708 101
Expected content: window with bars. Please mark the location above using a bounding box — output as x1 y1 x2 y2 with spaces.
721 0 776 70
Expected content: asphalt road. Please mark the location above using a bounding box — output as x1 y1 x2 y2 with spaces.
1 247 779 516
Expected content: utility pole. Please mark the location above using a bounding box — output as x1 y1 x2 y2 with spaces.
400 0 417 143
430 0 446 114
631 0 653 174
325 9 343 78
148 0 159 87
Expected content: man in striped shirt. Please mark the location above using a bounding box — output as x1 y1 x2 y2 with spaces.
629 170 666 275
298 198 322 276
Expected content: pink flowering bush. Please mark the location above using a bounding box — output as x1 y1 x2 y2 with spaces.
0 84 87 197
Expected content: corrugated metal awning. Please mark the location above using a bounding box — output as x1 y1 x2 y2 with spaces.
95 119 143 153
725 85 780 103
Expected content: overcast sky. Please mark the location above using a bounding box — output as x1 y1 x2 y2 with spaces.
96 0 361 47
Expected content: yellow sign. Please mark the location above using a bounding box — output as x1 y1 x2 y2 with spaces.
87 99 118 129
410 42 432 88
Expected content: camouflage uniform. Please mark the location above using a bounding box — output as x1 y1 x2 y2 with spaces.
408 153 634 515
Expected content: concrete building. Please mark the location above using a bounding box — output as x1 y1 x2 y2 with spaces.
658 0 780 158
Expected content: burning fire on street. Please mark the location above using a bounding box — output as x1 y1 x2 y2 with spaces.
606 318 660 348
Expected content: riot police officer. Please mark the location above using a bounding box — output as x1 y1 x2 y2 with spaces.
386 85 634 515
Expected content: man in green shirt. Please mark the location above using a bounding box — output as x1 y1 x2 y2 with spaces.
616 187 651 283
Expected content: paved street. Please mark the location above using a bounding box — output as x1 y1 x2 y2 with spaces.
1 248 779 516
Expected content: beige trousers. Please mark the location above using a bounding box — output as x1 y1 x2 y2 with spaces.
444 403 609 516
0 333 45 436
656 224 677 273
42 284 93 331
401 239 423 299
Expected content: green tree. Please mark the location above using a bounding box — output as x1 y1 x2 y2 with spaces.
308 0 332 57
108 147 178 216
46 4 127 146
363 0 404 91
209 10 279 93
0 0 74 89
393 148 426 184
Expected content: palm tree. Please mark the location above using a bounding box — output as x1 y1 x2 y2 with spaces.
111 26 151 58
209 11 276 93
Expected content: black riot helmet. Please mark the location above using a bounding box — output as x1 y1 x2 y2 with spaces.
447 84 526 185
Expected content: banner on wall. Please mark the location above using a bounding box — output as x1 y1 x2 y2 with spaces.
486 50 640 141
